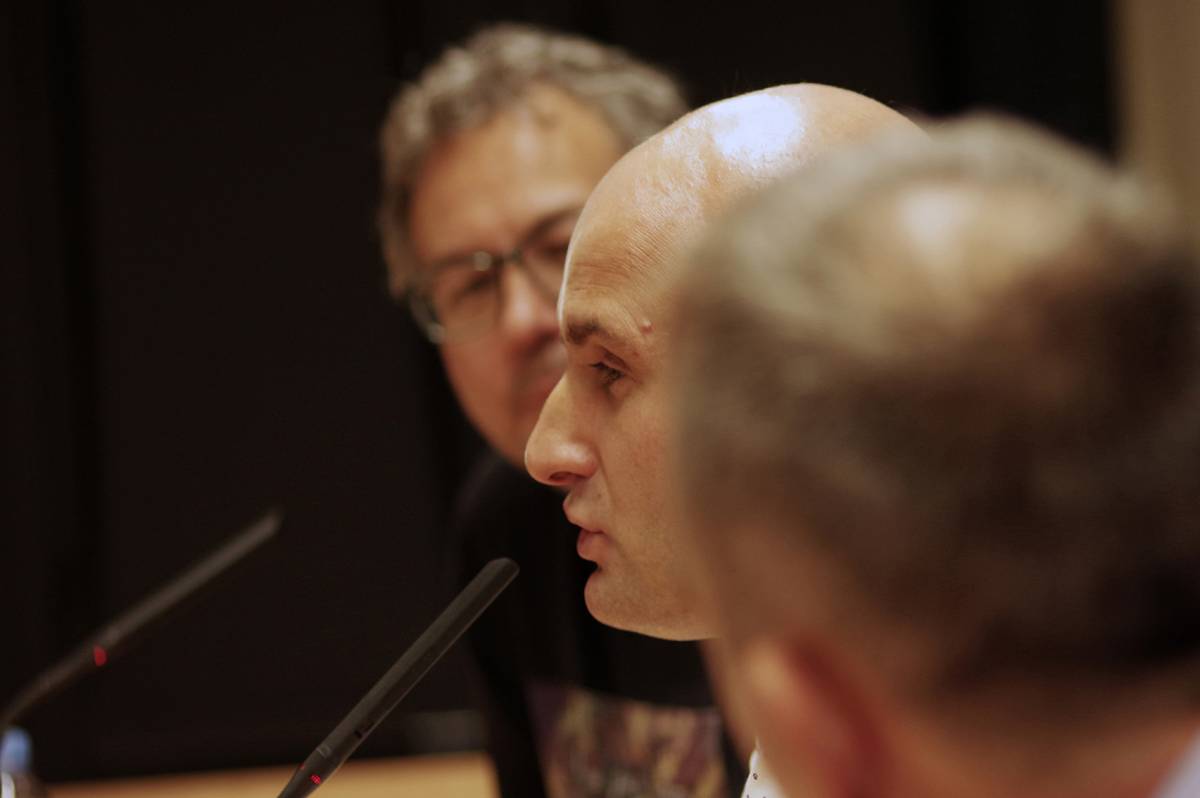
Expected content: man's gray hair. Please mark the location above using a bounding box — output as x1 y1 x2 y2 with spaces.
677 115 1200 715
378 23 687 295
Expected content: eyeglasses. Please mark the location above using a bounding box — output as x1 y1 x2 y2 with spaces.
408 210 578 344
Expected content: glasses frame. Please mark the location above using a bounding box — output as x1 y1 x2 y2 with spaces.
407 209 579 344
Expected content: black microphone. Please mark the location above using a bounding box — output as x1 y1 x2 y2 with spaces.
0 508 282 732
277 557 519 798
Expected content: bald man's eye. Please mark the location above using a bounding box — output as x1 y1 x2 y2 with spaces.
589 361 624 388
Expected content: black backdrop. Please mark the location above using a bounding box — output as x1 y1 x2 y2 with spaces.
2 0 1113 782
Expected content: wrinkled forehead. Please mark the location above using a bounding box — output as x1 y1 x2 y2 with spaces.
558 143 706 320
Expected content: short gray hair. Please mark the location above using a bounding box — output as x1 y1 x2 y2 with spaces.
678 116 1200 716
378 23 687 295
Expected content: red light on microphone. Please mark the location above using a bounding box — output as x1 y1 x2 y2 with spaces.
92 646 108 667
309 774 322 785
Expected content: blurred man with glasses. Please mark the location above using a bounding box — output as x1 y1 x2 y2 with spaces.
378 24 739 797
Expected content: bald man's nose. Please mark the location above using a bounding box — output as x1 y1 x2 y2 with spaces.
498 266 559 347
525 377 596 488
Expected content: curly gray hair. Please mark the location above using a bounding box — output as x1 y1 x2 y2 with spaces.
377 23 687 295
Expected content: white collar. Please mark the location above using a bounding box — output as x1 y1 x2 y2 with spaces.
743 747 785 798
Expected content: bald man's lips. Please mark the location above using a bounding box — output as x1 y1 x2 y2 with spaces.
565 506 607 563
576 527 607 563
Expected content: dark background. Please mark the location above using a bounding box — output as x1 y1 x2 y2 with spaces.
2 0 1114 782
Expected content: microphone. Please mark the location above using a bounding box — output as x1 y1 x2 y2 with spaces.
276 557 519 798
0 508 282 732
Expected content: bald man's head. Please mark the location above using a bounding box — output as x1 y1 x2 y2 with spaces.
569 85 921 290
524 85 919 640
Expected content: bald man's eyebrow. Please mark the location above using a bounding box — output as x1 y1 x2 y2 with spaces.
565 318 609 347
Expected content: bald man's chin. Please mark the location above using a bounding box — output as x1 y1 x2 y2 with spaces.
582 568 716 642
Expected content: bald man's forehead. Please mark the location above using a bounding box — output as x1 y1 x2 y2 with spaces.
567 149 705 278
592 136 709 213
565 208 686 297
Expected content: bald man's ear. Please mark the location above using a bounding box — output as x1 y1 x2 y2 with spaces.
738 638 886 798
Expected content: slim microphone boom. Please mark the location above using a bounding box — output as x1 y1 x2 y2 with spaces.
0 508 282 733
276 557 519 798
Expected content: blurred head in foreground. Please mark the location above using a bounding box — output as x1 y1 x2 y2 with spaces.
673 116 1200 798
378 24 686 465
524 84 920 640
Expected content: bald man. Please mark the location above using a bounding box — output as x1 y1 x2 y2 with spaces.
524 84 921 641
